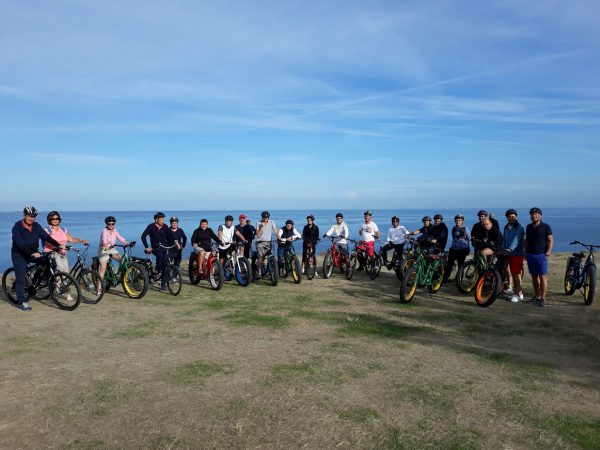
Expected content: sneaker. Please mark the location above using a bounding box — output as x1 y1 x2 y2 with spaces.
502 287 514 296
17 302 32 311
302 268 305 275
526 296 539 304
535 299 547 307
66 294 74 302
96 288 103 296
518 293 524 301
510 295 519 303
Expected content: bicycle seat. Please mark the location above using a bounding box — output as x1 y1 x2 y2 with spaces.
572 252 585 258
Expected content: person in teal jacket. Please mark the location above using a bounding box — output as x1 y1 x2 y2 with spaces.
503 209 525 303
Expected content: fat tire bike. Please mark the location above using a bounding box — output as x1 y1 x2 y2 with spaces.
133 244 182 296
222 241 251 287
188 243 224 290
564 240 598 305
92 241 149 299
322 236 351 279
278 238 302 284
346 239 382 281
399 238 445 303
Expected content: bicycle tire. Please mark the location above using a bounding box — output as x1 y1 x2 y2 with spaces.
29 265 51 300
188 254 201 285
2 267 18 304
268 255 279 286
50 271 81 310
474 269 501 307
235 257 251 287
291 255 302 284
429 262 445 294
346 253 358 280
400 266 418 303
306 255 317 280
167 265 182 296
322 252 334 279
78 268 105 304
223 259 234 282
583 264 596 306
456 261 479 294
209 259 224 290
398 257 416 279
563 258 577 295
121 263 149 299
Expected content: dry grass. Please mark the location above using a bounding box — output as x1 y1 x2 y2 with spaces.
1 253 599 449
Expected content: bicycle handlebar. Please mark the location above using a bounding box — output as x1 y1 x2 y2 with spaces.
570 241 600 249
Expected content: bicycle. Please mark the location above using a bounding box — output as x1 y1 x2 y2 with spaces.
303 239 319 280
278 238 302 284
564 240 598 305
473 248 511 307
455 239 492 294
378 239 413 281
69 244 105 304
346 239 382 281
93 242 149 299
133 244 182 296
399 238 445 303
188 243 224 290
251 241 279 286
3 249 82 310
322 236 351 279
222 241 251 287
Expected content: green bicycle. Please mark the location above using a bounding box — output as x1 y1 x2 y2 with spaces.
93 241 149 299
277 238 302 284
399 238 445 303
455 249 488 294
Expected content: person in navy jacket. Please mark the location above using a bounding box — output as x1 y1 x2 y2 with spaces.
141 212 179 289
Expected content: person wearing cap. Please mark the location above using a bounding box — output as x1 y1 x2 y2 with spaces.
169 217 187 268
324 213 349 256
141 212 179 290
11 207 63 310
381 216 409 269
471 210 495 244
429 214 449 253
235 214 256 259
443 214 470 283
524 207 553 306
255 211 278 275
218 215 246 260
43 211 89 273
277 219 302 265
358 210 380 260
502 209 525 302
302 215 320 274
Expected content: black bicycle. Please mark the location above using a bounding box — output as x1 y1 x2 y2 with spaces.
564 240 598 305
69 244 105 304
133 244 182 296
2 250 82 310
303 239 319 280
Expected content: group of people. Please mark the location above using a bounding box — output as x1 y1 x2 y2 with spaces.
9 206 553 310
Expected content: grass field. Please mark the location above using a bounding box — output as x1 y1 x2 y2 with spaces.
1 253 599 449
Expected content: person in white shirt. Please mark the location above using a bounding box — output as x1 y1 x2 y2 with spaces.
358 210 380 258
381 215 409 269
324 212 350 255
218 215 245 260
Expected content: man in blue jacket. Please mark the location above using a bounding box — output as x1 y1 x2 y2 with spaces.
503 209 525 303
141 212 179 290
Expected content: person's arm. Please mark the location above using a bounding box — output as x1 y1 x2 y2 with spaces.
325 225 334 237
292 228 302 240
374 224 380 239
181 230 187 249
278 228 284 241
66 230 88 245
209 228 221 244
342 224 349 238
546 229 554 256
234 228 245 242
256 222 264 237
115 230 128 245
141 225 151 249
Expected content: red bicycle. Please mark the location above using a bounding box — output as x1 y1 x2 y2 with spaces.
322 237 352 278
188 243 224 290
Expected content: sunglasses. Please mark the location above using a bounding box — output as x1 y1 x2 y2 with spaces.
107 222 116 225
51 217 60 221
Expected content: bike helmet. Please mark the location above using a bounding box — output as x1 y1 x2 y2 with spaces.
477 210 488 217
170 216 179 223
285 219 294 226
261 210 270 218
422 216 432 222
225 215 234 222
391 215 400 222
154 211 165 220
306 214 315 221
105 216 116 224
505 208 518 217
47 211 61 224
363 210 373 216
335 212 344 219
434 214 443 220
529 207 542 215
454 214 464 220
23 206 38 217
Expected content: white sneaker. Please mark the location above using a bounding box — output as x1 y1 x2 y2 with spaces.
302 268 305 275
66 294 74 301
503 287 514 296
518 293 524 301
510 295 519 303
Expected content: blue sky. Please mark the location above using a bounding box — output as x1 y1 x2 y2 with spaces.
1 0 599 211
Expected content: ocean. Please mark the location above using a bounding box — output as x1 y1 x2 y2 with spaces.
1 208 599 270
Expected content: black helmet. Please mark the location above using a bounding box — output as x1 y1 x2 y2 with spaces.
391 215 400 222
170 216 179 223
23 206 38 217
335 212 344 219
505 209 518 217
529 207 542 215
306 214 315 221
454 214 464 220
477 210 488 217
47 210 61 224
261 211 270 218
434 214 443 220
225 215 234 222
285 219 294 226
154 211 165 220
422 216 431 222
363 210 373 216
105 216 116 224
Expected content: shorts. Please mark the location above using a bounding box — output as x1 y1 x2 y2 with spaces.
526 253 548 276
98 247 120 263
256 241 272 259
508 256 524 275
193 246 211 255
359 240 375 258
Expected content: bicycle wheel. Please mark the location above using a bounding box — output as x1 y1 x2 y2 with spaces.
306 255 317 280
268 255 279 286
366 255 381 280
2 268 18 304
121 263 149 299
291 255 302 284
78 268 104 304
400 266 418 303
474 269 501 307
398 257 416 279
50 271 81 310
428 262 445 293
209 259 224 290
29 266 51 300
188 254 201 285
322 252 334 279
456 261 479 294
167 265 182 296
563 259 577 295
583 264 596 306
223 259 234 282
235 257 251 287
346 253 358 280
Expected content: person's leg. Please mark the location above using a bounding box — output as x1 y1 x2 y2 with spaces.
198 250 206 273
443 249 457 282
531 274 541 298
540 275 548 300
12 252 28 305
381 243 392 264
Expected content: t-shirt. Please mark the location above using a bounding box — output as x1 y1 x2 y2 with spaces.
218 224 236 249
256 220 278 242
387 226 409 245
359 222 379 242
525 222 552 254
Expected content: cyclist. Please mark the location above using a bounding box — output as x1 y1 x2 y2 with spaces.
98 215 129 286
471 219 503 257
43 211 89 273
357 210 380 269
218 215 246 260
278 219 302 267
11 206 62 311
235 214 256 258
169 217 187 268
324 212 350 256
524 207 553 307
191 219 221 275
503 209 525 303
255 211 278 278
380 216 409 269
472 210 498 243
410 216 434 250
302 214 320 274
443 214 470 283
429 214 448 252
141 212 179 290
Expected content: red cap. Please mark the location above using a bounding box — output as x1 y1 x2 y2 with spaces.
239 214 247 219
